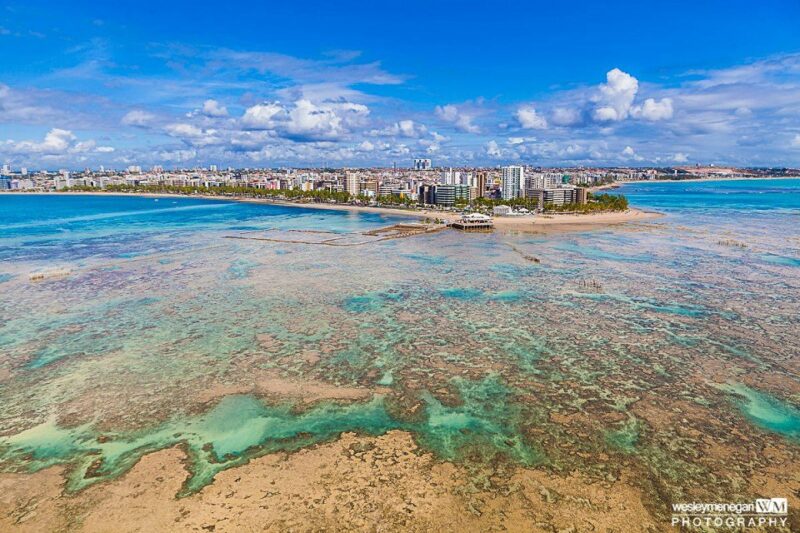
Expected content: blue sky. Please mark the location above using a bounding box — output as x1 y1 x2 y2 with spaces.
2 0 800 169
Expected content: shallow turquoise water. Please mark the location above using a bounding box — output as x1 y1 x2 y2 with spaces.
719 383 800 442
1 376 540 495
0 184 798 499
616 178 800 212
0 194 413 263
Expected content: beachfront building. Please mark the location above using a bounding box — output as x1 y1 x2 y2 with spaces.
527 186 580 206
418 184 435 205
493 205 512 216
363 180 380 197
451 212 494 230
432 184 471 207
501 166 523 200
343 172 360 197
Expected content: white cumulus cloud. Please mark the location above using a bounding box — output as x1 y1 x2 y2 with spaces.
8 128 76 154
241 102 286 130
633 97 674 121
241 99 369 141
592 68 639 122
621 145 644 161
201 99 228 117
515 106 548 129
436 104 480 133
285 99 369 140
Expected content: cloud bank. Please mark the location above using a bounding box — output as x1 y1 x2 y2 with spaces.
2 47 800 168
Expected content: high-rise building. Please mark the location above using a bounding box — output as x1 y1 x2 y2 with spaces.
343 172 360 197
417 184 436 205
413 158 432 171
1 164 10 175
440 168 459 185
501 166 523 200
576 187 588 205
526 173 561 198
474 171 488 198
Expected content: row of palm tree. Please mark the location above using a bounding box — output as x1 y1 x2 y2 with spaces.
61 184 628 212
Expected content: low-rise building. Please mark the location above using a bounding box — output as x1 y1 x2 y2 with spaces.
433 184 470 206
493 205 512 216
527 186 579 206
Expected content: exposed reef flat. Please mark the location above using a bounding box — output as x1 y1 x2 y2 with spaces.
1 431 660 532
0 187 799 531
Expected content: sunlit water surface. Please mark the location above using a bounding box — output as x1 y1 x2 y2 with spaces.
0 183 798 504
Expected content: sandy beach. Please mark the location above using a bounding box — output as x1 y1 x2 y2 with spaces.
488 208 663 232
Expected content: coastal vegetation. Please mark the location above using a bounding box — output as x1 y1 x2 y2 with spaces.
67 183 357 203
60 183 629 213
545 193 628 213
472 196 540 210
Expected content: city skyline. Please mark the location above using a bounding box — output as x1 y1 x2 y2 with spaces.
2 0 800 169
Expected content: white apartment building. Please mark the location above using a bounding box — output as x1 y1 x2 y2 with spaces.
501 165 524 200
526 173 559 190
343 172 360 196
440 168 464 185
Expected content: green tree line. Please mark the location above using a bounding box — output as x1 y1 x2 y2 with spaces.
63 183 355 203
545 193 628 213
61 183 628 212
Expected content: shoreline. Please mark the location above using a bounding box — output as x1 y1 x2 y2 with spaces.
0 190 435 221
490 208 663 232
1 190 662 233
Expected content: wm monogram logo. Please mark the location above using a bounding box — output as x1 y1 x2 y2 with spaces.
755 498 788 515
